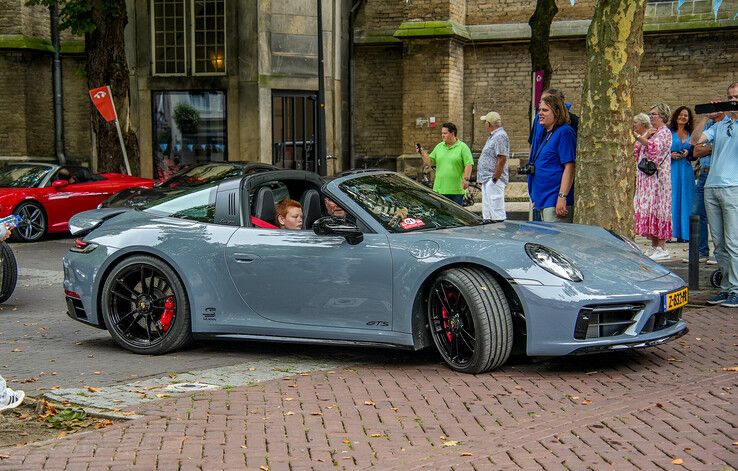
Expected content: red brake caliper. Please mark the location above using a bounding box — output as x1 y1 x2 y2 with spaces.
441 291 457 343
159 296 175 332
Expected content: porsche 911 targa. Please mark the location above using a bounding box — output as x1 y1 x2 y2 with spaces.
63 170 688 373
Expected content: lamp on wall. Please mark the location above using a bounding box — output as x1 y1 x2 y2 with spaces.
209 50 224 71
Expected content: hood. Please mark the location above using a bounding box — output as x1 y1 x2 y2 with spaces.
100 186 182 208
429 220 672 283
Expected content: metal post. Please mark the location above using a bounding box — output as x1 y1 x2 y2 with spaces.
50 0 66 165
316 0 327 175
688 214 700 291
114 118 132 175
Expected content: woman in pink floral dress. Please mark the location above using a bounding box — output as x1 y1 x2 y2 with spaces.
633 103 673 261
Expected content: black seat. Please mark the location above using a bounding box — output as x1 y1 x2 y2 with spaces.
300 189 322 229
252 187 276 225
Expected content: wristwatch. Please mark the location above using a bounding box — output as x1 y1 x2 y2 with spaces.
558 193 567 199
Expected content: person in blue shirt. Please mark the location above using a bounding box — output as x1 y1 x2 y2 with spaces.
529 88 579 164
687 109 727 263
691 82 738 308
668 106 696 243
529 94 576 222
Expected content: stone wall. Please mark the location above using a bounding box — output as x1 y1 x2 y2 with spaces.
466 0 597 25
352 46 403 158
355 28 738 159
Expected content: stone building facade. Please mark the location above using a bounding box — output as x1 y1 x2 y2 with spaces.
2 0 736 178
0 0 351 178
352 0 738 172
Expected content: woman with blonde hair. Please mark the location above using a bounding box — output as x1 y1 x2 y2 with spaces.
633 104 673 261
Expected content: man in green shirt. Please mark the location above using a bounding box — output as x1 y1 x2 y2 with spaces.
417 122 474 205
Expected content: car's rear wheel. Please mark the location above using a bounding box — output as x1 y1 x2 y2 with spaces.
13 201 47 242
427 267 512 373
101 255 192 354
0 242 18 303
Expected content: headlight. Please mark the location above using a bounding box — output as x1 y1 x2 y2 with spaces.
525 243 583 282
606 229 641 253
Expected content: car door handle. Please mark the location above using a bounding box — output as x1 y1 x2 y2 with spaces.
233 253 260 263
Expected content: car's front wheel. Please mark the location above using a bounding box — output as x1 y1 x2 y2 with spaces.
101 255 192 354
13 201 47 242
427 267 512 373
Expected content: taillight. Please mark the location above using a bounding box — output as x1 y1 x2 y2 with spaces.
70 239 97 253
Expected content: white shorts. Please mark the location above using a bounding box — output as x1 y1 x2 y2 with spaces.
482 179 506 221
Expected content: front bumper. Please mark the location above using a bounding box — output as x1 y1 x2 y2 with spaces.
516 273 689 356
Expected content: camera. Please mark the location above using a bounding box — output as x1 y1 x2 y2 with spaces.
517 163 535 175
694 101 738 114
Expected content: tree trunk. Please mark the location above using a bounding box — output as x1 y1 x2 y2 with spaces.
86 0 138 174
573 0 647 234
528 0 558 92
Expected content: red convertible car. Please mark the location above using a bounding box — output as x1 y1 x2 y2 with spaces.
0 163 153 242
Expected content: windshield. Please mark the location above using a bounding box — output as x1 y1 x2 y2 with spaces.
159 164 243 189
338 173 481 233
0 164 53 188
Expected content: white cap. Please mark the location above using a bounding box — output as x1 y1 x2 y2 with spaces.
480 111 501 125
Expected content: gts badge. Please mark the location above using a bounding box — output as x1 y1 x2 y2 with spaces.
366 320 389 327
202 307 217 321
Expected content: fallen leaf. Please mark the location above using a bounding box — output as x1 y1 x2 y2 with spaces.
342 439 351 444
85 386 101 393
11 348 21 353
391 407 399 412
284 397 294 401
0 454 9 460
514 385 523 390
656 403 664 408
443 440 460 447
695 337 701 341
364 400 376 406
240 445 247 449
581 399 592 405
284 411 295 416
733 441 738 446
248 368 256 371
461 452 473 456
310 411 322 416
95 419 113 429
56 431 66 439
300 373 309 376
94 371 101 375
571 396 580 400
370 433 383 438
154 393 170 398
259 466 269 471
667 358 683 362
722 366 738 372
671 458 684 465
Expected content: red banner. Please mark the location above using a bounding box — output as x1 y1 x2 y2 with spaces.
533 70 545 107
89 86 117 122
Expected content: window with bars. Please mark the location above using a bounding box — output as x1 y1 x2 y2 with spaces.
152 0 186 75
272 92 318 173
193 0 226 75
151 0 226 76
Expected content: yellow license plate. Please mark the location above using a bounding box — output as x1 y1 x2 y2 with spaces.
662 287 688 311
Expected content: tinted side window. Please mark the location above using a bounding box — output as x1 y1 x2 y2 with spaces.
146 186 217 223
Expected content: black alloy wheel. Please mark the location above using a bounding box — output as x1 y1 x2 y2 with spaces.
13 201 47 242
0 242 18 303
101 255 192 354
427 267 512 373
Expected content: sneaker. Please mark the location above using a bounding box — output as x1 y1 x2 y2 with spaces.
643 247 656 257
723 293 738 308
0 388 24 412
706 292 730 305
681 256 708 263
649 248 671 261
706 258 718 265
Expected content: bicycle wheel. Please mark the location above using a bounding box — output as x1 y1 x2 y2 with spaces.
463 183 481 207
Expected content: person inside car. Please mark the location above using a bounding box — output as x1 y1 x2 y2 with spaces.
276 199 303 230
324 197 347 218
56 167 77 184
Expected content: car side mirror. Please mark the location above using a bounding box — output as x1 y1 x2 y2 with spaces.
52 179 69 190
313 216 364 245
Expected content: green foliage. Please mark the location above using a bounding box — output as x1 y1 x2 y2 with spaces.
25 0 126 35
45 408 89 430
173 102 200 135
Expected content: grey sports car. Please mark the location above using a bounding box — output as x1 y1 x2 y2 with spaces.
63 170 688 373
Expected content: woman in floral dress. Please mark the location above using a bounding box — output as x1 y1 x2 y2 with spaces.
633 104 673 261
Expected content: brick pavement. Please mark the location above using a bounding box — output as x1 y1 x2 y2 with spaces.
0 305 735 471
